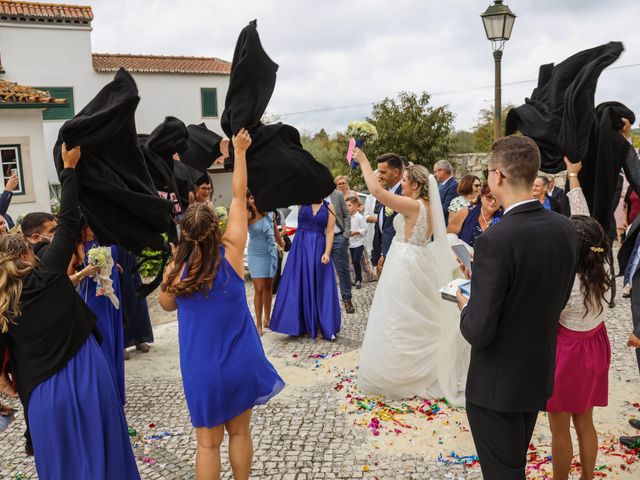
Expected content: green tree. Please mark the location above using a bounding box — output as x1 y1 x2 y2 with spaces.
473 105 513 152
450 130 476 153
365 91 455 170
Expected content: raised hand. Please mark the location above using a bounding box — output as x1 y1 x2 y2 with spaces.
5 174 18 192
62 143 81 169
232 128 252 154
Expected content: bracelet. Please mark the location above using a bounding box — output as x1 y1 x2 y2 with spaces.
568 173 578 177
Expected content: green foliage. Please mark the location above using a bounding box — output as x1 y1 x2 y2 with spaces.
365 91 455 170
137 233 169 278
472 105 513 152
450 130 476 154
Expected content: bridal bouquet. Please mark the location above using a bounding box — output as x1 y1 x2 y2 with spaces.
346 121 379 169
214 205 229 234
87 246 120 309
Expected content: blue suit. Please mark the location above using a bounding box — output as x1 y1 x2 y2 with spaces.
439 177 458 225
371 183 403 265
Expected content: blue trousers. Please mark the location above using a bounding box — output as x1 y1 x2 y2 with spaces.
331 235 352 301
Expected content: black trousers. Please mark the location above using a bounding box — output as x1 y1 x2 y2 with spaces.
466 401 538 480
631 270 640 372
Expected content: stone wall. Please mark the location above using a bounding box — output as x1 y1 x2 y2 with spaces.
448 152 568 186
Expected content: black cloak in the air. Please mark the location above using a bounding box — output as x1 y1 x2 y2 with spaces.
180 123 223 173
54 69 172 254
505 42 624 173
221 20 335 211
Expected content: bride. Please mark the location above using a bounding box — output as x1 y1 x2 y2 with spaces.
353 148 470 406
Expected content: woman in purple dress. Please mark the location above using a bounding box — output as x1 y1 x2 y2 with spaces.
270 201 341 340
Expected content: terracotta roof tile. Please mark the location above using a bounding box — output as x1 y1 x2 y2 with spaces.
92 53 231 75
0 1 93 23
0 79 67 104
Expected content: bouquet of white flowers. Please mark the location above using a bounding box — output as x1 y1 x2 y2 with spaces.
346 121 378 169
214 205 229 234
87 246 120 309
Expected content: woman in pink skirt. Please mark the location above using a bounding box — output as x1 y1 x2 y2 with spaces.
546 157 613 480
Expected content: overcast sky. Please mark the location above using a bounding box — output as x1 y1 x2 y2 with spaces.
88 0 640 135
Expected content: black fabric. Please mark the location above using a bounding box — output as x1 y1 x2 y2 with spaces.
0 169 99 408
221 20 334 212
460 201 579 412
466 401 538 480
180 123 223 173
54 69 172 254
173 161 202 210
506 42 623 173
549 186 570 217
580 102 635 233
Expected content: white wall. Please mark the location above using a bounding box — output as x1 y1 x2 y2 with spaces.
0 22 230 187
0 109 51 216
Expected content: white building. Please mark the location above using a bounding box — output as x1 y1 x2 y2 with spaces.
0 0 232 215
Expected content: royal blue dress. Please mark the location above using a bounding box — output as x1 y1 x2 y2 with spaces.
28 335 140 479
82 241 125 405
175 248 284 428
270 202 341 340
247 212 278 279
117 246 154 348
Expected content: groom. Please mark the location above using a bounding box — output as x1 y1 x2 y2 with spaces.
371 153 403 272
456 136 579 479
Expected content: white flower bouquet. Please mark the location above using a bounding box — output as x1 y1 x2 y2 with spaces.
214 205 229 234
346 121 379 169
87 246 120 309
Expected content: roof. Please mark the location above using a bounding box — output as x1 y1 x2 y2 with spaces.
0 1 93 24
0 79 67 107
92 53 231 75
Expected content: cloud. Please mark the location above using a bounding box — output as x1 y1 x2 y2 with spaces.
88 0 640 134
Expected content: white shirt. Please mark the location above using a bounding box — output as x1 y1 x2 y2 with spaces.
503 199 539 215
378 179 403 231
349 212 367 248
439 175 453 188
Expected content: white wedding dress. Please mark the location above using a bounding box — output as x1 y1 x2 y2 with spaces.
358 175 470 406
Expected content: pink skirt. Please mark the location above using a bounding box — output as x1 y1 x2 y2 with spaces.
546 322 610 413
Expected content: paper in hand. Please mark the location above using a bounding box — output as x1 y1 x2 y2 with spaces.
346 137 357 169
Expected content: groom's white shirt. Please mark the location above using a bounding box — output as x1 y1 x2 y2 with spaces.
378 179 403 231
503 199 538 215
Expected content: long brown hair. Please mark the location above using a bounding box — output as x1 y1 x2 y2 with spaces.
161 203 223 297
0 234 34 332
571 215 612 316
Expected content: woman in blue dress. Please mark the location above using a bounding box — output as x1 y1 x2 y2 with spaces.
81 227 126 405
159 129 284 480
447 183 503 247
270 200 341 340
0 145 139 479
246 192 284 335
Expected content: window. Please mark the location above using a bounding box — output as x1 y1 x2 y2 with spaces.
1 145 24 195
201 88 218 117
39 87 75 121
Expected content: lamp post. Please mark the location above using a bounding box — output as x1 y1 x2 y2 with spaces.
481 0 516 141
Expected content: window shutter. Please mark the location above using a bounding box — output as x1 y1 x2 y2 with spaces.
40 87 75 121
201 88 218 117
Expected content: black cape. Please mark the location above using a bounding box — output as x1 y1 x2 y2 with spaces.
580 102 635 233
506 42 624 173
221 20 334 211
180 123 223 173
54 69 172 254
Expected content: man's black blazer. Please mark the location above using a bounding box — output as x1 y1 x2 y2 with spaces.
460 201 579 412
619 213 640 274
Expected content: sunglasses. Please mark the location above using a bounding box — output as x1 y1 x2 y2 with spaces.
483 194 497 202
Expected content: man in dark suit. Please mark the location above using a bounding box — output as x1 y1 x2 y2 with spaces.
457 136 579 480
547 175 570 217
434 160 458 225
370 153 403 272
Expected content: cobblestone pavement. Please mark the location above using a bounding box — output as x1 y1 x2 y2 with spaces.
1 277 640 479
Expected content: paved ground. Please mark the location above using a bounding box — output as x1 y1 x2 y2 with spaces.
1 276 640 479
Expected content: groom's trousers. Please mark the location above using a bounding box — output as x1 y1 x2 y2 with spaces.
466 401 538 480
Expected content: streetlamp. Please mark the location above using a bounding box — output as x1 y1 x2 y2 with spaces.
481 0 516 141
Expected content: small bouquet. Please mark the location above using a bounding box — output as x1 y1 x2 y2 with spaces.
87 246 119 309
214 205 229 234
346 121 378 169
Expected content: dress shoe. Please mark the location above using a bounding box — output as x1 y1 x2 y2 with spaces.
629 418 640 430
620 435 640 449
344 300 355 314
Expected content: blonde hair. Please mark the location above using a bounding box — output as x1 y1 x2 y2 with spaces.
0 234 34 333
404 165 430 199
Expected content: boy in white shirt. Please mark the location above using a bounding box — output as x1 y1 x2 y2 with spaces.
346 196 367 289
